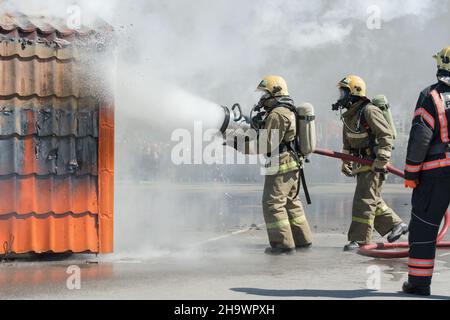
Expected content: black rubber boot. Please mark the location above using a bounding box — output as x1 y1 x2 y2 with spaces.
296 243 312 251
402 282 431 296
343 241 360 252
264 247 295 256
387 223 409 243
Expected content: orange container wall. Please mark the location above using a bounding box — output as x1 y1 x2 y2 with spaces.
0 13 114 255
99 102 115 253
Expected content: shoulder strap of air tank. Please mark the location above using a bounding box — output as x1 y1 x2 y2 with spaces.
268 102 297 115
300 168 312 205
431 86 450 143
277 107 311 204
284 141 311 205
358 99 372 122
358 100 377 153
273 101 312 205
357 99 374 131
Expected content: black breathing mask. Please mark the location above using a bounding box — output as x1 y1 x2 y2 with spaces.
438 69 450 87
332 88 351 111
250 93 272 130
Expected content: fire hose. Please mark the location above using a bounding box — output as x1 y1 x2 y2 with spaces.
313 148 450 258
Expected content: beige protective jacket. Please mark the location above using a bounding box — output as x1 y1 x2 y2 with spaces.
342 99 394 172
230 106 299 175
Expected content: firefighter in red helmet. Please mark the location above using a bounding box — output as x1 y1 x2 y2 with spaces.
403 46 450 296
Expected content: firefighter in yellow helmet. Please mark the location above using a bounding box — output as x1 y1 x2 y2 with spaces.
257 76 313 255
228 75 313 255
332 75 408 251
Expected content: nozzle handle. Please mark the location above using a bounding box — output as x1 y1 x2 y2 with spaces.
231 103 243 122
220 106 231 134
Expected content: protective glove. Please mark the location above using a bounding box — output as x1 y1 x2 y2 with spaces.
341 161 354 177
371 159 388 174
405 180 418 189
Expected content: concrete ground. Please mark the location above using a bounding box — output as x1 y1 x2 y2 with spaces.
1 183 449 300
1 230 450 300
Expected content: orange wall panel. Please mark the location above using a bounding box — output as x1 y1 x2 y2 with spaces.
0 13 114 255
0 214 99 254
0 176 98 215
98 102 114 253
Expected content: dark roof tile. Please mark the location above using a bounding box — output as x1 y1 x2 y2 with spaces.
0 57 94 97
0 40 76 60
0 96 99 137
0 136 98 176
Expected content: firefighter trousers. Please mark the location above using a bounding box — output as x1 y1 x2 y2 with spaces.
408 176 450 287
262 170 313 249
348 171 403 244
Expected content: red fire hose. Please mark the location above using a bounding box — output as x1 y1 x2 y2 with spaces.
313 148 450 258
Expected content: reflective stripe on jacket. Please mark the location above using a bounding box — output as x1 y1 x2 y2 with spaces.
405 82 450 180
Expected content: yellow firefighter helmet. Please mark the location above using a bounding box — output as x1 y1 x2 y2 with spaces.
337 75 367 97
257 75 289 97
434 46 450 72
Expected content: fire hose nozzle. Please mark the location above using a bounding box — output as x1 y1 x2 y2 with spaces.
219 103 250 134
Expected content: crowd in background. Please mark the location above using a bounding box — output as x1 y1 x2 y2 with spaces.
116 116 411 184
116 135 263 183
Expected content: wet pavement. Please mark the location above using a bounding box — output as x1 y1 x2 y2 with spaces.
1 183 450 300
114 182 413 247
1 231 450 300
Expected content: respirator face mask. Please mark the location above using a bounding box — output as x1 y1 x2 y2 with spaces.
332 88 351 111
258 91 272 105
438 69 450 87
250 91 272 130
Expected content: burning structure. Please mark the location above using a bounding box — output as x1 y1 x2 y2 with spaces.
0 12 114 255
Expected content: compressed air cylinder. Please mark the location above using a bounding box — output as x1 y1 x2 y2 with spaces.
297 102 317 157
